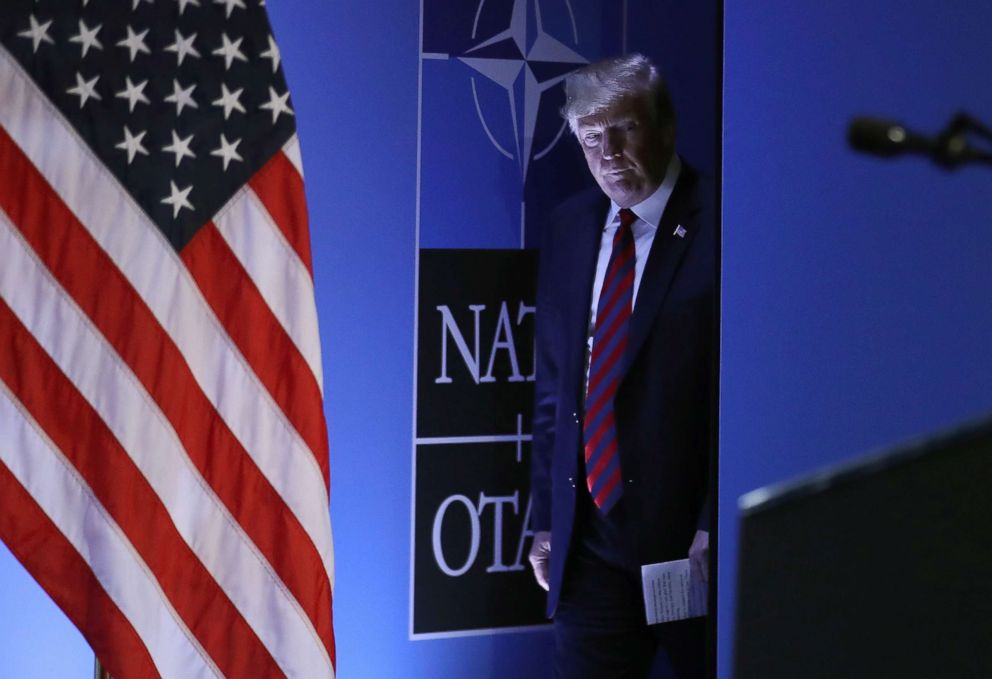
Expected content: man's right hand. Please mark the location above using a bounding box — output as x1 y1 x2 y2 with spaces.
528 530 552 591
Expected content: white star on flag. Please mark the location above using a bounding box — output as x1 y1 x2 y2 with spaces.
210 133 243 170
260 35 281 74
165 29 202 66
17 15 55 53
163 130 197 168
114 125 149 164
117 25 151 62
161 180 194 218
66 72 102 109
177 0 202 13
68 19 103 58
164 78 198 115
214 0 247 18
115 77 150 112
212 83 246 119
260 86 294 124
212 33 248 70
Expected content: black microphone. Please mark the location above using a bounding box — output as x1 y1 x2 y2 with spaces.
847 117 934 157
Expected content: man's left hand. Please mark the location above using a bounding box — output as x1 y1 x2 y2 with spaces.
688 529 709 583
528 530 552 591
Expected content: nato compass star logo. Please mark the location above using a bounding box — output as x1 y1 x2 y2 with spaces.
458 0 588 181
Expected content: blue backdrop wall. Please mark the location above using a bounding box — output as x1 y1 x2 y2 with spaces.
719 1 992 677
273 1 715 675
3 1 991 678
0 0 716 677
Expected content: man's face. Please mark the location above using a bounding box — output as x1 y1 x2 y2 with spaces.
575 94 673 208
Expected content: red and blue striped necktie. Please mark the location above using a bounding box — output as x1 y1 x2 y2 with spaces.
583 207 637 513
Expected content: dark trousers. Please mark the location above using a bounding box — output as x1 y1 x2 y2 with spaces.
553 548 705 679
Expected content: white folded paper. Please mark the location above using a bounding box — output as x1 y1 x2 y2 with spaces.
641 558 707 625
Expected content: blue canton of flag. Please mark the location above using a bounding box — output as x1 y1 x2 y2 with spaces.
4 0 295 249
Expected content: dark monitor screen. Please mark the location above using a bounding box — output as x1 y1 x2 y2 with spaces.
734 416 992 679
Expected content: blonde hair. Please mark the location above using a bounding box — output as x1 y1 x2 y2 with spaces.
561 53 675 135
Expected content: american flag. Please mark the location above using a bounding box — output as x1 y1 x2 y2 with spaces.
0 1 335 677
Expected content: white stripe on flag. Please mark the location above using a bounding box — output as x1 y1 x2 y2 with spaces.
0 212 331 677
215 186 324 391
0 47 334 585
0 209 333 677
284 135 305 180
0 386 219 679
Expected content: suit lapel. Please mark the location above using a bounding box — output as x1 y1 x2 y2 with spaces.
621 169 699 376
562 197 608 357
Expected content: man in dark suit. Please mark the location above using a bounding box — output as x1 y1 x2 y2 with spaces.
528 54 714 678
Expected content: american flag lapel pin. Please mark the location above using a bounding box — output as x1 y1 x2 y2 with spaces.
674 224 687 238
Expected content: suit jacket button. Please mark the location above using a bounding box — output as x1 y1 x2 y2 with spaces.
568 476 575 488
572 411 580 424
626 478 635 485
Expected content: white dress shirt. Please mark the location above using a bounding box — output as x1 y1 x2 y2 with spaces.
585 154 682 377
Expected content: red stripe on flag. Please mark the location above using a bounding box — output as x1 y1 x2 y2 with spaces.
0 460 161 679
180 222 330 489
0 126 334 663
0 300 284 678
249 150 314 277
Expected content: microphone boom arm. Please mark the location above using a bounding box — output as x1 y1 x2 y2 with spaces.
848 111 992 169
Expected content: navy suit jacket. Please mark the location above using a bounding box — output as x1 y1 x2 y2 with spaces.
531 163 715 615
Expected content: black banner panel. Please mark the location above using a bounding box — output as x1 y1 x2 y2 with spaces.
413 249 548 636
